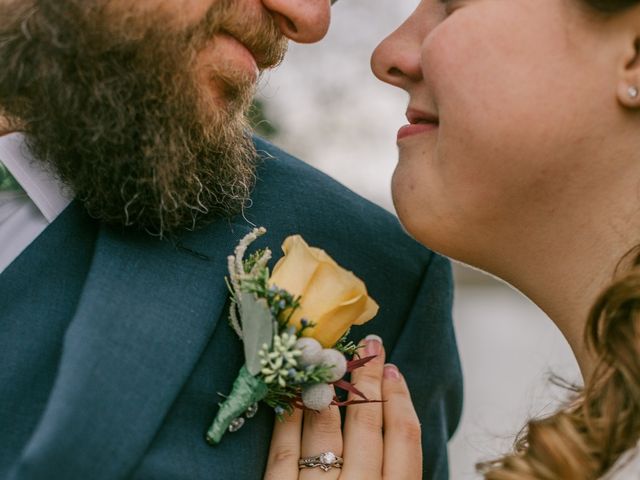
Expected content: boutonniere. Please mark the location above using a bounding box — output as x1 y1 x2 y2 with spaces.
206 227 380 445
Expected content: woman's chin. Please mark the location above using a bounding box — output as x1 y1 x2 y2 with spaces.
392 173 448 254
393 205 448 257
392 197 480 267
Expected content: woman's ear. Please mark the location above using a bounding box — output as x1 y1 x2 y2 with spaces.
617 6 640 109
617 37 640 108
614 4 640 108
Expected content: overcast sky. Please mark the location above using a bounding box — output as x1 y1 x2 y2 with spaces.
257 0 417 211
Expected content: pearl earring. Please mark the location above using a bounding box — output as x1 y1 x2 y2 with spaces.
629 86 639 99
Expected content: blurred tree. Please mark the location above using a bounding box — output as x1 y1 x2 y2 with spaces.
248 98 279 140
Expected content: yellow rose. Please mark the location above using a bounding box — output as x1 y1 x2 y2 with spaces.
269 235 379 347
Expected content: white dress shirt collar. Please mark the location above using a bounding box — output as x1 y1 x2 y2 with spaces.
0 132 72 222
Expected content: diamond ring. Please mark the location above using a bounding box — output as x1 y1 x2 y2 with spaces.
298 452 344 472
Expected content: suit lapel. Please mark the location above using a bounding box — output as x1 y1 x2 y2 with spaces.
10 219 253 480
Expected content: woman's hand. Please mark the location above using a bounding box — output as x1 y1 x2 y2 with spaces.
263 336 422 480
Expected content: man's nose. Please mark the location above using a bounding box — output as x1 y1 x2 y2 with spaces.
262 0 331 43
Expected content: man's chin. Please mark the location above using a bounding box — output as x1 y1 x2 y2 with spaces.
112 199 247 236
197 65 258 115
85 178 255 237
76 132 257 236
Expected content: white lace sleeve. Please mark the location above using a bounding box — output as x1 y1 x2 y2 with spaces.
600 441 640 480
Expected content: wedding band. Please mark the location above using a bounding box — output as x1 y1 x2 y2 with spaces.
298 452 344 472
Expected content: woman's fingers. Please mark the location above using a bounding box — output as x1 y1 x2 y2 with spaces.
341 335 386 480
263 339 421 480
299 401 343 480
381 364 423 479
264 409 303 480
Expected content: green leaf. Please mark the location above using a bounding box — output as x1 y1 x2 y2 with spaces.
240 292 274 376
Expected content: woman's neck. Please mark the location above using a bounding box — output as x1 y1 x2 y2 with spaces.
488 174 640 381
519 246 616 379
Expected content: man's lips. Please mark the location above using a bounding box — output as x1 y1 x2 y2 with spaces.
219 26 279 70
397 108 439 141
215 33 259 80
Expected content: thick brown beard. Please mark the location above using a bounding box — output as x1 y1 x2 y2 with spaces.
0 0 287 236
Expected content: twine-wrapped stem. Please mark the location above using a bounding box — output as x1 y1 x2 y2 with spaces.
206 365 269 445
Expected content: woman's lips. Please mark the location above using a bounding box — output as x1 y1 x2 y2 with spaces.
397 123 438 141
397 108 439 141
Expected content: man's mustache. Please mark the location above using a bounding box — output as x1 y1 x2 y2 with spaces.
189 0 288 71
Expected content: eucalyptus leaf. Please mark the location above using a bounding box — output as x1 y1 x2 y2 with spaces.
240 292 274 376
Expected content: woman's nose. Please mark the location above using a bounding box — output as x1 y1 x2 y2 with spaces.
371 7 427 89
262 0 331 43
371 32 423 89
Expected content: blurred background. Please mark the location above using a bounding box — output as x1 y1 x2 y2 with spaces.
252 0 581 477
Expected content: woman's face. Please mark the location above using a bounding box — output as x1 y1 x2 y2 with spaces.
371 0 631 268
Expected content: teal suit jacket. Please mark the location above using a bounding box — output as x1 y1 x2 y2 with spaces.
0 137 462 479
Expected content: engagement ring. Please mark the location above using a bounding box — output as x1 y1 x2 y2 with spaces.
298 452 344 472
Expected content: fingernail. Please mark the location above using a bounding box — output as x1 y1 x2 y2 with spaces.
384 364 401 380
364 334 382 356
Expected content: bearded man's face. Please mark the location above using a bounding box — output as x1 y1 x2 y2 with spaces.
0 0 295 235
